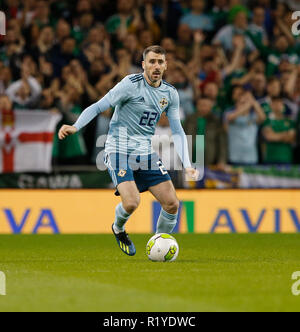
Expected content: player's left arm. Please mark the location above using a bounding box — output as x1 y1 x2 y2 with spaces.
166 89 199 181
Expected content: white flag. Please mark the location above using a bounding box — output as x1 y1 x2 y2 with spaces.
0 110 62 173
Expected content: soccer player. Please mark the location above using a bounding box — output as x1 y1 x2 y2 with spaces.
58 45 199 256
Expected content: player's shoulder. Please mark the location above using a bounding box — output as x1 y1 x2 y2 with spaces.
162 80 178 102
162 80 176 91
126 73 144 84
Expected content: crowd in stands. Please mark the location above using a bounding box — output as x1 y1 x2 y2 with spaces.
1 0 300 170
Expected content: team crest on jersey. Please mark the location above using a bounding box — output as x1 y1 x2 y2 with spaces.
159 97 168 108
118 169 126 177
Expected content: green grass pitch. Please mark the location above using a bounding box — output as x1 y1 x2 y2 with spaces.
0 234 300 312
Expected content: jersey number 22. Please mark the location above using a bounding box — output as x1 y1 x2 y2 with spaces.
139 111 158 127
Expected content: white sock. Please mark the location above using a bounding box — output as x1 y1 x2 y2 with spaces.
113 202 131 233
156 208 178 234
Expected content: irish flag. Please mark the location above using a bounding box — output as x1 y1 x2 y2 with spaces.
0 110 61 173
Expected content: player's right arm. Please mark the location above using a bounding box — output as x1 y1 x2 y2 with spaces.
58 76 132 140
58 96 111 140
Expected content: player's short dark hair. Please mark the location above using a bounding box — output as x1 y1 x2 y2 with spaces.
143 45 166 61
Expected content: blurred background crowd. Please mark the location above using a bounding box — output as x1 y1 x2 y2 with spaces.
1 0 300 171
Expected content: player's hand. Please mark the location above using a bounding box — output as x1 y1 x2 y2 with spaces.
185 167 200 181
58 125 77 140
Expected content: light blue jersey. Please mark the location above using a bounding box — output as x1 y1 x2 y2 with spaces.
104 73 180 156
73 73 191 168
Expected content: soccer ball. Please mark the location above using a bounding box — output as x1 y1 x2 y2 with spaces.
146 233 179 262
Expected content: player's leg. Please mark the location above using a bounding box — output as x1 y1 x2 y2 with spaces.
104 152 139 255
112 181 140 256
148 180 180 234
113 180 140 232
111 180 140 256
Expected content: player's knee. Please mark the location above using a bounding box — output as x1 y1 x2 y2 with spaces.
123 197 140 214
163 199 179 215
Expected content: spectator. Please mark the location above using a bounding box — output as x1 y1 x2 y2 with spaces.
249 73 267 99
88 60 107 86
259 76 298 121
208 0 229 33
180 0 214 32
37 56 55 88
224 88 266 165
198 57 220 87
142 2 161 42
215 34 248 107
0 65 12 94
75 0 92 16
213 5 256 54
123 33 143 66
52 83 87 164
281 63 298 99
176 24 193 62
69 59 98 105
248 6 268 46
0 94 13 113
82 25 107 48
38 88 56 110
50 36 76 76
168 65 195 120
29 25 55 63
105 0 135 40
0 26 25 68
82 42 102 65
115 48 141 77
161 37 176 54
295 106 300 163
95 63 120 97
254 0 272 35
273 2 296 46
184 97 227 167
126 2 161 43
71 12 94 46
17 0 38 28
202 81 223 118
31 0 52 29
138 29 155 49
54 18 71 46
246 31 300 77
6 63 42 109
262 96 296 164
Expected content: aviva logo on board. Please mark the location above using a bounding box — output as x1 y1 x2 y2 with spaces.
152 201 194 233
